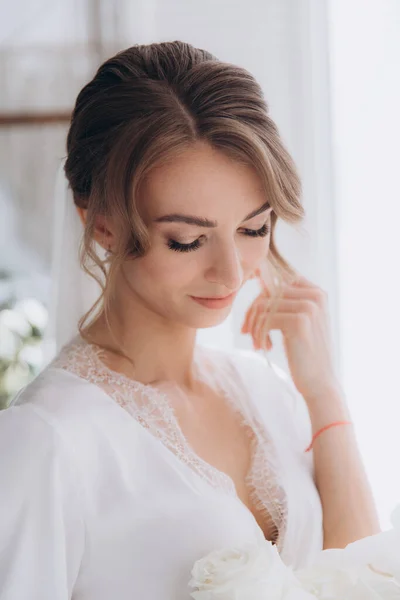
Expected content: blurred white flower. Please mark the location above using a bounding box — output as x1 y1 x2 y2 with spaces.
0 322 19 360
14 297 48 331
0 308 31 338
1 362 30 396
297 561 400 599
297 504 400 599
189 505 400 600
0 293 48 408
19 344 43 370
189 541 313 600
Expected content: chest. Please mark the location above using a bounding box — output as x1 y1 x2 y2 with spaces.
75 421 322 599
169 384 279 542
74 392 323 598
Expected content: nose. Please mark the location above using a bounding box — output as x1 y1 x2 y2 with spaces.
205 241 244 291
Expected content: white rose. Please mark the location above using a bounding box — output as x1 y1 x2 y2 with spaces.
297 505 400 599
189 541 312 600
297 563 400 599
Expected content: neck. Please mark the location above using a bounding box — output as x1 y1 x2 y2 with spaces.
85 299 199 391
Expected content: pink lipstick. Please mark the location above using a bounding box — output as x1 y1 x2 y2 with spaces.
190 292 237 309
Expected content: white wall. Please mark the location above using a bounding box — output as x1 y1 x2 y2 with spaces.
329 0 400 527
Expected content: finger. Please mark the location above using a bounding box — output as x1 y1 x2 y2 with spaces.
251 309 265 349
275 284 327 305
255 317 273 351
291 275 320 290
248 300 279 348
241 292 272 333
246 297 316 327
247 298 308 347
288 285 327 307
245 302 260 339
242 289 321 334
241 301 255 332
279 285 318 299
241 306 253 333
253 311 306 338
261 298 317 315
245 296 270 338
252 312 272 350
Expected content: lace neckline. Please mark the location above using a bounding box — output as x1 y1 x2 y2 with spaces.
55 336 237 493
51 336 287 548
82 336 206 398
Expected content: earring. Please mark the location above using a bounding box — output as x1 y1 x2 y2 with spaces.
105 244 113 257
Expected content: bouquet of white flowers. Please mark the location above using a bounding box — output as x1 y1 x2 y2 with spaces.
189 506 400 599
0 294 48 409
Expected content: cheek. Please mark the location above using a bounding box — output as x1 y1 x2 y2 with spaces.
241 236 270 267
123 235 270 294
126 247 201 291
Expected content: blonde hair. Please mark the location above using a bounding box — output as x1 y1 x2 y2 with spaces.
64 41 303 352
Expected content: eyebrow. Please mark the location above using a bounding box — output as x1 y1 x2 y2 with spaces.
154 201 271 228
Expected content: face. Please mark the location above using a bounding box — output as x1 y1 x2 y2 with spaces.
114 142 272 329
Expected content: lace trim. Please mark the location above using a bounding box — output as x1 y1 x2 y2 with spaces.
203 349 287 549
51 337 287 549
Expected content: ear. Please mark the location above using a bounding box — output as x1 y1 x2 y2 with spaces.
75 207 117 252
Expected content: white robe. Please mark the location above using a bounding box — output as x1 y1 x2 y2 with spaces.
0 339 323 599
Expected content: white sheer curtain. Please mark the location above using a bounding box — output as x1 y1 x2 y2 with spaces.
120 0 338 370
328 0 400 528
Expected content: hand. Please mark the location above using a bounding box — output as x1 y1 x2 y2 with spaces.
241 272 342 405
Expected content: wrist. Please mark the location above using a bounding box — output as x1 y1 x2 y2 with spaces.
302 379 344 407
303 385 351 429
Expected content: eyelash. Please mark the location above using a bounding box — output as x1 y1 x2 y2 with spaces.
167 223 270 253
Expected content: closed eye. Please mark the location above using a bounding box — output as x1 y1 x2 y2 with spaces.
167 238 203 253
239 223 270 238
167 223 270 253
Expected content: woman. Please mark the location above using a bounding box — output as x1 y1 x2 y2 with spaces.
0 41 379 599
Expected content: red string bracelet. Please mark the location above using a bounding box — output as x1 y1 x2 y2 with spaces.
305 421 353 453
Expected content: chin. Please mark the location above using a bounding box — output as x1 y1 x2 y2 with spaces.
187 306 233 330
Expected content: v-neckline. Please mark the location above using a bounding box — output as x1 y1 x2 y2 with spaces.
52 336 287 548
57 360 273 550
84 339 241 496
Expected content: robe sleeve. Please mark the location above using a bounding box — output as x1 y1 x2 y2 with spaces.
0 403 85 600
233 349 314 454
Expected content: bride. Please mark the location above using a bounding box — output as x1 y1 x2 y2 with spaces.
0 41 379 599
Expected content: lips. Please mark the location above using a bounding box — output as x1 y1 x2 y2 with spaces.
194 294 232 300
190 291 237 309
